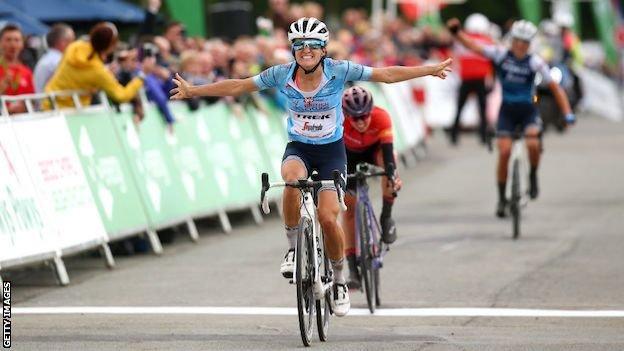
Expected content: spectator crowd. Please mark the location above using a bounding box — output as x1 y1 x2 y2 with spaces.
0 0 460 126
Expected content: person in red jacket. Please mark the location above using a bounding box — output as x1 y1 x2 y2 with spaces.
341 86 402 289
449 13 494 145
0 24 35 115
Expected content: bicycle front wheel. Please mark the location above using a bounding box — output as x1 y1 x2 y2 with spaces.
357 201 376 313
315 245 330 342
511 159 521 240
296 217 314 346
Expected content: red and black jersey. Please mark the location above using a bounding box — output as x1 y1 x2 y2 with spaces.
343 106 393 152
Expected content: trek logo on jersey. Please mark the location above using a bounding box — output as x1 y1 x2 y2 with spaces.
289 109 337 139
295 113 332 120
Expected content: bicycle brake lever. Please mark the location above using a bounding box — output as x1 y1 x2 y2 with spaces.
261 173 270 214
332 170 347 212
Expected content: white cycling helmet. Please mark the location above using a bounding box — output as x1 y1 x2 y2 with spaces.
288 17 329 43
510 20 538 41
553 12 574 28
465 13 490 35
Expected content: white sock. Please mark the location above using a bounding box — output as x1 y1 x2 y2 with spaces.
331 257 346 285
285 225 298 249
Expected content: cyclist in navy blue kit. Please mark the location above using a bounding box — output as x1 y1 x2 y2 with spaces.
447 18 576 217
171 17 452 316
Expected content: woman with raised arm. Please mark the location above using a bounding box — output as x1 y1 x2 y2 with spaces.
171 17 451 317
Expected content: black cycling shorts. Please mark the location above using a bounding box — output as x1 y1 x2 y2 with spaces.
345 144 380 192
282 139 347 192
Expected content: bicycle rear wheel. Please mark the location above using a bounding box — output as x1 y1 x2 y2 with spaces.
511 160 521 240
296 217 314 346
374 264 381 307
357 201 376 313
315 245 330 342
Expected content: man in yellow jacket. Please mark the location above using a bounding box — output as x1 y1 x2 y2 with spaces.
45 22 154 108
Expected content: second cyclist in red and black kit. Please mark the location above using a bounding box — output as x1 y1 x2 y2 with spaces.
340 86 402 289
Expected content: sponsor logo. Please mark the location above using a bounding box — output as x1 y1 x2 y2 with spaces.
295 113 332 120
302 122 323 131
304 97 314 109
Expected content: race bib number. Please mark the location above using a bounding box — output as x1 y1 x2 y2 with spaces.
289 109 337 139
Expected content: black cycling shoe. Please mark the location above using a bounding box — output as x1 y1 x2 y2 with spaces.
380 217 397 244
496 200 508 218
529 173 539 199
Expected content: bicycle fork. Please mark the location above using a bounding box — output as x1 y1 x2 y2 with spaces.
295 192 332 300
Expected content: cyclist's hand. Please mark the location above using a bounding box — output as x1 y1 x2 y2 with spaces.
170 73 192 100
446 18 461 35
564 113 576 126
431 58 452 80
392 176 402 192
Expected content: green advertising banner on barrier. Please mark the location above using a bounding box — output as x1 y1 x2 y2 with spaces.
358 82 408 153
168 102 233 216
193 102 269 209
64 109 150 239
111 106 194 229
245 101 288 182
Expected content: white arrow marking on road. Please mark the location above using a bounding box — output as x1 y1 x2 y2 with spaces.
12 307 624 318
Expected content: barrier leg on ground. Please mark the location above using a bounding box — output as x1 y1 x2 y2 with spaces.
218 210 232 234
146 230 163 254
186 218 199 242
99 243 115 269
52 256 69 286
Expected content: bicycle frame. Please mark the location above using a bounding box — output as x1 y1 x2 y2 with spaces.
260 172 347 301
350 163 391 270
355 181 387 270
298 188 332 300
506 136 530 208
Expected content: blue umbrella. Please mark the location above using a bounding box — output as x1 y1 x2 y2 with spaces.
3 0 145 23
0 2 50 36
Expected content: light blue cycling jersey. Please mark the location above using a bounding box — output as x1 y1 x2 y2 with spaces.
253 58 373 145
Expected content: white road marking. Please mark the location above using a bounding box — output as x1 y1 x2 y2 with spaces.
13 307 624 318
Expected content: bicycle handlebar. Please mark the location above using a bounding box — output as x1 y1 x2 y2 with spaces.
260 171 347 214
347 162 398 198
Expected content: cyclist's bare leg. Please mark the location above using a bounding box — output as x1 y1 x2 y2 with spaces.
375 151 398 243
525 126 540 167
525 126 541 198
496 137 513 215
342 193 357 254
318 190 346 284
496 137 512 184
342 193 360 287
281 159 306 247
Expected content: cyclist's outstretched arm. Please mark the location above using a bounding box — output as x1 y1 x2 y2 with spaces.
446 18 486 56
548 81 572 116
370 58 452 83
170 73 258 100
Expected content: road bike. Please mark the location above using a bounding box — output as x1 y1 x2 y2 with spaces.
506 131 530 239
260 170 346 347
347 162 395 313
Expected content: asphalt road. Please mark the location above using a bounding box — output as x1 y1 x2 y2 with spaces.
6 115 624 350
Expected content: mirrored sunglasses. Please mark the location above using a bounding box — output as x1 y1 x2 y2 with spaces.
292 39 325 51
349 114 370 122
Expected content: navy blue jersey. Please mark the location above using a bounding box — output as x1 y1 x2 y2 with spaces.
483 45 551 104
